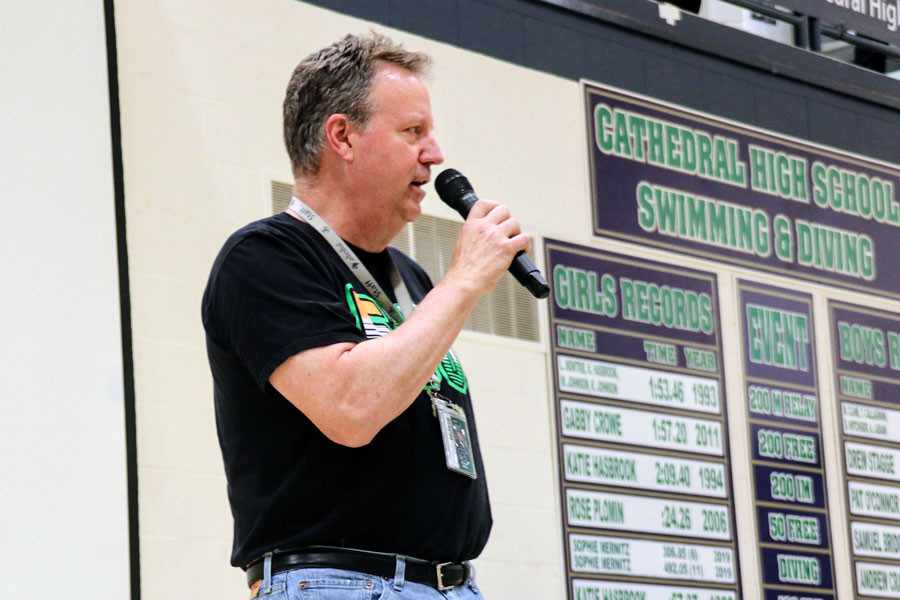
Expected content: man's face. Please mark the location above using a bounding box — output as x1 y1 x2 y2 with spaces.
348 63 443 235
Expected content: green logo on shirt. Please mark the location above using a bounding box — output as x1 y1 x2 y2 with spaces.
344 283 467 394
345 284 397 338
436 348 468 394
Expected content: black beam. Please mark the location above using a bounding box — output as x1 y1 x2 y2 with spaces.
535 0 900 110
103 1 141 599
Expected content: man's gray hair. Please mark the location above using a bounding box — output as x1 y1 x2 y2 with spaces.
283 32 431 177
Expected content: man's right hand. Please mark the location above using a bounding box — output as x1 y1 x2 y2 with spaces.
443 199 530 299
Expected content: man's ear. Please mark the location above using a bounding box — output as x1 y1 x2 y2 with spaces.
324 114 355 163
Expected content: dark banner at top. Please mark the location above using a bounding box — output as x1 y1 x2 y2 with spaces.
586 82 900 300
760 0 900 47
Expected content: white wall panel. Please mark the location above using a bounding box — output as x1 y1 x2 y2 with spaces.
0 1 129 597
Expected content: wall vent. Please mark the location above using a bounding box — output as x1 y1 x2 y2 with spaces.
272 181 539 342
271 180 293 214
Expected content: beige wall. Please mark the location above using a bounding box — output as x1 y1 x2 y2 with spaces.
116 1 900 599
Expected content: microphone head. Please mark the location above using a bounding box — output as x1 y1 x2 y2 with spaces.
434 169 475 215
525 271 551 299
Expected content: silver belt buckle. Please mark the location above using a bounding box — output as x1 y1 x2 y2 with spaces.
435 562 453 591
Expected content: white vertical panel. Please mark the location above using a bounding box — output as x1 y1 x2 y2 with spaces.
0 1 130 597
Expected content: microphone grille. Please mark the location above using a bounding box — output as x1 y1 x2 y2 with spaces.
434 168 472 203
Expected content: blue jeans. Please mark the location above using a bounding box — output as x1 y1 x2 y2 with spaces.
253 555 484 600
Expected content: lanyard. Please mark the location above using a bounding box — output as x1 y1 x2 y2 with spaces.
288 196 413 326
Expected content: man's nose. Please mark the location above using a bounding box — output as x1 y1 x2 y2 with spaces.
421 135 444 165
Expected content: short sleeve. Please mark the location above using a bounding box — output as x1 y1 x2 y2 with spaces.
204 232 364 389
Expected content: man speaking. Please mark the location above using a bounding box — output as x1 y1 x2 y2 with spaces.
202 32 531 598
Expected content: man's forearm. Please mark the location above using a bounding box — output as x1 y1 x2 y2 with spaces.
269 275 480 447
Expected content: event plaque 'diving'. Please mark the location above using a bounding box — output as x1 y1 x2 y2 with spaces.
546 238 741 600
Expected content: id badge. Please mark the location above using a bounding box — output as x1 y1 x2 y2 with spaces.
432 397 477 479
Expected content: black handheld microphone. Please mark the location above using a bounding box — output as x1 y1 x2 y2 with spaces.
434 169 550 300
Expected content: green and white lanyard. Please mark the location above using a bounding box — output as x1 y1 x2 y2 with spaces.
288 197 476 479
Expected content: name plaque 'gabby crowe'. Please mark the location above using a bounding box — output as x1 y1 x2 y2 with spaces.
584 82 900 300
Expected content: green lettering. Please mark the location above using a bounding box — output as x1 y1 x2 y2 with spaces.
595 104 614 154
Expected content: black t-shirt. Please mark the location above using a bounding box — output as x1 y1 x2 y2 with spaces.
201 212 491 567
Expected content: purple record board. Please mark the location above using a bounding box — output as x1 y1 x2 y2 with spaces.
828 301 900 598
738 280 837 598
585 82 900 300
546 239 741 600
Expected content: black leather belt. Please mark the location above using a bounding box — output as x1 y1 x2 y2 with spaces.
245 547 470 591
